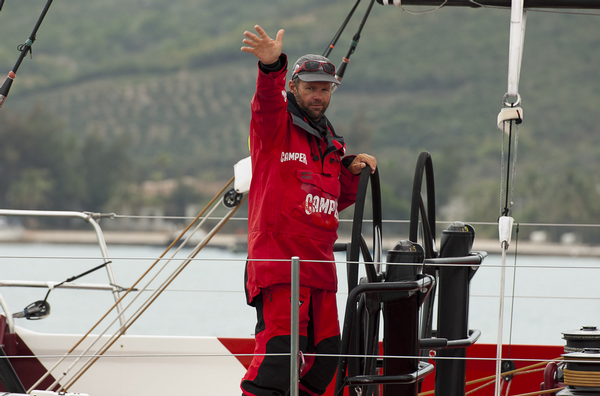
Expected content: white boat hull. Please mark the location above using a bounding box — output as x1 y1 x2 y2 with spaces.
16 327 248 396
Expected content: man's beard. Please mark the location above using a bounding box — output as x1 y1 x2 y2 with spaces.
293 91 329 122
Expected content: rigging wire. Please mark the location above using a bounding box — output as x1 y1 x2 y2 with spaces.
499 107 521 217
92 212 600 230
60 194 248 392
28 177 240 392
58 201 234 390
507 224 519 357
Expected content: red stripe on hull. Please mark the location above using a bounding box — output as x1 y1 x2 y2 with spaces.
218 337 257 369
218 338 565 396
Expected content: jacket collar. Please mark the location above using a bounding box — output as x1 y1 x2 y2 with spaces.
287 91 346 156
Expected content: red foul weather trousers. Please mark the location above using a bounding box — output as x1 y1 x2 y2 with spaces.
241 284 341 396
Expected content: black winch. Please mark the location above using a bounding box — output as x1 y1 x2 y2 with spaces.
563 326 600 353
557 348 600 396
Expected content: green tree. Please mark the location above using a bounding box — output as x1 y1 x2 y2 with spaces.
7 168 54 209
0 107 134 215
79 133 133 211
0 107 84 210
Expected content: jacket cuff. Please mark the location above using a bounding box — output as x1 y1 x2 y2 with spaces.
258 53 287 75
342 155 355 169
340 155 360 192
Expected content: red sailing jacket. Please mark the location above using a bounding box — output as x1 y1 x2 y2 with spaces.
245 54 360 305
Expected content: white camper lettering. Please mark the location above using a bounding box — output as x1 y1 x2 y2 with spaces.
281 152 307 165
304 193 339 218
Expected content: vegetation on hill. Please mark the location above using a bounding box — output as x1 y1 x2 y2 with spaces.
1 1 599 241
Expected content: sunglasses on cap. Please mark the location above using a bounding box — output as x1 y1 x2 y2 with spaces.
293 60 336 77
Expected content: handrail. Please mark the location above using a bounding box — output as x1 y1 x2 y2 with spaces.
0 209 125 328
420 329 482 350
424 251 488 266
340 361 434 387
447 329 482 349
0 280 123 291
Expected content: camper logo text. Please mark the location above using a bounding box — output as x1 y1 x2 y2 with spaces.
281 152 307 165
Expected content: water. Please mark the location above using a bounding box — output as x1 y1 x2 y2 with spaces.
1 242 599 346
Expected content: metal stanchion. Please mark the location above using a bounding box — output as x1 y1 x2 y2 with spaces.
290 256 300 396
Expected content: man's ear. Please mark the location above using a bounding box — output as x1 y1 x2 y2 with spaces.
288 79 297 94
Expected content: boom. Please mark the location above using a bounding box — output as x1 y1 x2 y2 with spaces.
376 0 600 9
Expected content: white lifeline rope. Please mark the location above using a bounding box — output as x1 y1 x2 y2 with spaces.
496 216 514 396
495 0 526 392
495 111 522 396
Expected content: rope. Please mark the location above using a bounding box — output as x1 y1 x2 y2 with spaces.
28 177 236 392
465 378 495 395
494 240 509 396
509 122 519 216
504 377 512 396
38 261 113 307
61 194 248 392
418 359 561 396
419 359 558 394
564 368 600 387
500 124 507 216
53 195 229 390
468 358 561 387
507 224 520 357
515 367 545 375
511 387 566 396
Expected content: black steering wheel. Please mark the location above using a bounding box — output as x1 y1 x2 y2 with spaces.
341 166 383 396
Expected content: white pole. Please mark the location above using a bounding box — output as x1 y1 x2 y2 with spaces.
495 216 514 396
495 242 508 396
290 256 300 396
507 0 527 97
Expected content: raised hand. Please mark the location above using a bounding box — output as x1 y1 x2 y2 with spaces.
241 25 284 65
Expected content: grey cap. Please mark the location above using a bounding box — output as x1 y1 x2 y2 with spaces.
291 54 340 85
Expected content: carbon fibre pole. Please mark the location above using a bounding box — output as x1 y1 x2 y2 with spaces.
0 0 54 108
323 0 362 58
334 0 376 87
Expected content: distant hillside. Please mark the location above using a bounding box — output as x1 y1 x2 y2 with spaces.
1 1 600 241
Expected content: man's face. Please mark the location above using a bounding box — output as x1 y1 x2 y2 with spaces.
289 79 332 122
